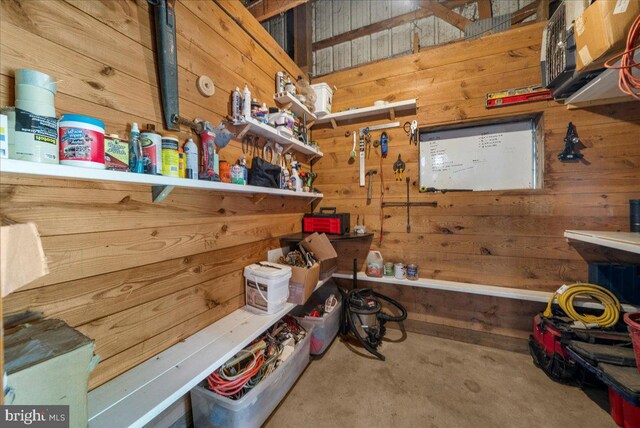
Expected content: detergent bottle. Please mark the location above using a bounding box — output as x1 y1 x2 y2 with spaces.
366 249 384 277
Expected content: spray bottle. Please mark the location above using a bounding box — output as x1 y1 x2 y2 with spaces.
232 87 242 124
184 137 198 180
291 161 301 192
242 84 251 121
129 122 144 173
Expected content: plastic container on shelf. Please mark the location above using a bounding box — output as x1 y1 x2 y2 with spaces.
243 263 291 315
365 249 383 277
59 114 105 169
291 282 342 355
190 331 311 428
310 83 333 117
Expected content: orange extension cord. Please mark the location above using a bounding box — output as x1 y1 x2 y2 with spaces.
604 14 640 101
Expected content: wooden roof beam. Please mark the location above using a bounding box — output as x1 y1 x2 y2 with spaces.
511 0 540 25
420 0 473 31
312 0 475 51
247 0 308 22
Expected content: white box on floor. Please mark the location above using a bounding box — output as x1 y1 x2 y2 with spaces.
190 332 311 428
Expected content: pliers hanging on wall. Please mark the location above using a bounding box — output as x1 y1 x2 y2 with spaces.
404 120 418 146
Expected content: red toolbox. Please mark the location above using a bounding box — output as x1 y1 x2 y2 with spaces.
302 208 350 235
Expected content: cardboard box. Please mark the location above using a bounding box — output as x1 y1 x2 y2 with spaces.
301 233 338 280
288 262 320 305
574 0 640 72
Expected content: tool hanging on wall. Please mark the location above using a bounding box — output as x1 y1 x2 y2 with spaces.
349 131 357 162
419 187 473 193
558 122 584 161
393 154 405 181
485 85 552 109
366 169 377 205
381 176 437 234
359 132 365 187
380 132 388 158
404 120 418 145
148 0 180 130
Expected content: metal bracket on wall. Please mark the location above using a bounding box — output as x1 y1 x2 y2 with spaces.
152 185 175 203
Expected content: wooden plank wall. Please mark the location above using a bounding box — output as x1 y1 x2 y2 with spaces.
313 22 640 340
0 0 307 389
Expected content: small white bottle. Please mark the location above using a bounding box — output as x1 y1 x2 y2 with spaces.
242 84 251 121
184 138 198 180
291 161 301 192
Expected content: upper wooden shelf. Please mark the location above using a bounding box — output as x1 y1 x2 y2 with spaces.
314 99 417 128
273 92 317 121
564 230 640 255
0 159 323 202
233 117 323 159
564 51 640 109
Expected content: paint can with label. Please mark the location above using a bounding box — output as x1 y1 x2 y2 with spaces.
407 264 419 280
141 124 162 175
59 114 105 168
161 133 179 177
394 263 406 280
12 69 58 163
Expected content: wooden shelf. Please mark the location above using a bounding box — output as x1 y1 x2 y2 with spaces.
273 92 317 121
564 51 639 109
564 230 640 255
0 159 323 203
333 272 640 312
233 117 323 159
314 99 417 128
279 232 374 244
88 303 297 428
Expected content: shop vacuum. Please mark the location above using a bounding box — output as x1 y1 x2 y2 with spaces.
339 259 407 361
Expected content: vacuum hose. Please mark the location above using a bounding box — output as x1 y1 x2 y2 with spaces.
543 282 621 328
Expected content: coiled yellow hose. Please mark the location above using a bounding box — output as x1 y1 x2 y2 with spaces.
543 283 621 328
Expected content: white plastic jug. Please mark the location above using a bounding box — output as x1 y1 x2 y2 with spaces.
366 249 384 278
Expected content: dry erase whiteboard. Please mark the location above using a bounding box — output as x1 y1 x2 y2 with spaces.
419 120 539 191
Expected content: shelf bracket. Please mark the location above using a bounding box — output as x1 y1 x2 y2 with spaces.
330 119 337 129
389 108 396 121
152 185 175 203
235 123 251 140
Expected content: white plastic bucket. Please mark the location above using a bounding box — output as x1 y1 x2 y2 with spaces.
244 263 291 314
310 83 333 117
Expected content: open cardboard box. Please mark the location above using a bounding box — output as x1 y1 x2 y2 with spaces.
300 233 338 280
288 262 320 305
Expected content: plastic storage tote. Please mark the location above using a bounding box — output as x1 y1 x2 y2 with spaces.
190 332 311 428
291 282 342 355
244 263 291 314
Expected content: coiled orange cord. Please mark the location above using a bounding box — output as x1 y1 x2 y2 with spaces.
604 14 640 101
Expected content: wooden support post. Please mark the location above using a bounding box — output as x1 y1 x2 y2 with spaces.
294 1 312 74
478 0 492 20
412 31 420 54
389 108 396 121
536 0 549 21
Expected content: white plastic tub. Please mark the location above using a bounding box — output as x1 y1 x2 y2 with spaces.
190 332 311 428
291 282 342 355
310 83 333 117
244 263 291 314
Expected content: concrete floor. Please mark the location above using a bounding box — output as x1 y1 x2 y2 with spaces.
266 329 616 428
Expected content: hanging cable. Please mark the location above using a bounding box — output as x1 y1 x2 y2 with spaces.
604 14 640 101
543 282 621 328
